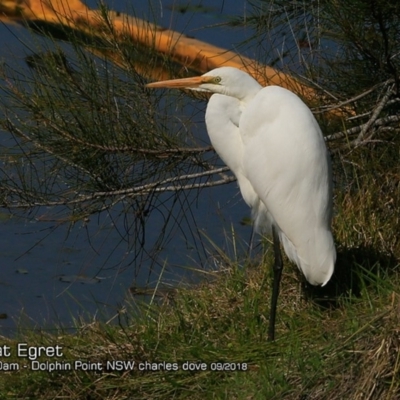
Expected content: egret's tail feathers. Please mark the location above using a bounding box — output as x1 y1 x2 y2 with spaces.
279 230 336 286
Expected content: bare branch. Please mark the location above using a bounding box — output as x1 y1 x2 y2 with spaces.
325 115 400 142
352 83 395 146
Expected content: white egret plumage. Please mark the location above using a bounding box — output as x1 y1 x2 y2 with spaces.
146 67 336 340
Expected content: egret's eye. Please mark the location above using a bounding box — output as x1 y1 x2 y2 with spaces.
213 76 222 84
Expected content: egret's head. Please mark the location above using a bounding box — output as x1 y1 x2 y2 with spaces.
146 67 261 101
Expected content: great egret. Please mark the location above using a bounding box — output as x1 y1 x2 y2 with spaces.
146 67 336 341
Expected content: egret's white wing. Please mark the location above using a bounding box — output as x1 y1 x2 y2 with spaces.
240 86 336 285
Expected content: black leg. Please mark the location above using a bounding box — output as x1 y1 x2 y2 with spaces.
268 225 283 341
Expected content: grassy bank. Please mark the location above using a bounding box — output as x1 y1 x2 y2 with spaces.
0 226 399 399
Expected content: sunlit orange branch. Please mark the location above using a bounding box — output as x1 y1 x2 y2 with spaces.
0 0 316 99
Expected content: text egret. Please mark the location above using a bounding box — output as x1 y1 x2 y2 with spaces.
146 67 336 340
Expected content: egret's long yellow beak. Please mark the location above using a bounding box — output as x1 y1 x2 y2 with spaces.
146 75 212 89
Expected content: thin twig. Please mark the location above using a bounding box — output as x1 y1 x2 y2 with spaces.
313 79 394 114
1 167 235 208
41 117 214 156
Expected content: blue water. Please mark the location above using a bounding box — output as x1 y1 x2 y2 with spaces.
0 0 256 335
